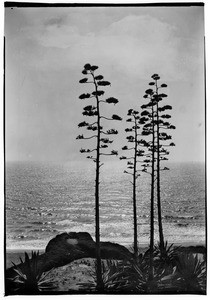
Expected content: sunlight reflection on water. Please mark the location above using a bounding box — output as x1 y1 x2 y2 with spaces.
6 161 205 249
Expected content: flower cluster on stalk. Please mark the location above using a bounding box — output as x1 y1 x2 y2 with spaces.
77 64 122 162
140 73 176 174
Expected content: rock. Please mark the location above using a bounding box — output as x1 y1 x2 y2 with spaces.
45 231 131 262
45 232 94 253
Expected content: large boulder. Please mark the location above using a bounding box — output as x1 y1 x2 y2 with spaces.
45 231 131 261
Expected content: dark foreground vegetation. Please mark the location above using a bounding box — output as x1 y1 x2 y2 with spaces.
5 232 206 295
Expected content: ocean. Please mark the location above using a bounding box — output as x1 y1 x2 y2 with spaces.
5 161 206 250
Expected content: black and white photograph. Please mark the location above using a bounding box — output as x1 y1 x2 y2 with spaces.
4 1 206 295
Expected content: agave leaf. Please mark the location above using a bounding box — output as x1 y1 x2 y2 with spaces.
38 268 55 282
19 257 24 264
13 278 26 284
13 268 26 279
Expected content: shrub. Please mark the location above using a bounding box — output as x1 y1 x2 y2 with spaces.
7 251 56 294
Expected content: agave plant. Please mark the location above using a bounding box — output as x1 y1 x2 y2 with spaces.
153 241 182 271
119 255 169 293
77 248 206 294
77 259 133 293
174 252 206 293
158 251 207 293
101 259 136 292
97 255 166 293
116 246 206 293
8 251 56 294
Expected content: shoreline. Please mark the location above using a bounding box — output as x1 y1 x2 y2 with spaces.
5 241 206 269
6 240 206 252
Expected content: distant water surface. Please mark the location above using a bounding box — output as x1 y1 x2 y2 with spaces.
6 161 205 249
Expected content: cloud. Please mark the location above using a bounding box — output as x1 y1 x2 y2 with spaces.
14 13 202 82
5 8 204 162
103 14 175 40
44 16 65 27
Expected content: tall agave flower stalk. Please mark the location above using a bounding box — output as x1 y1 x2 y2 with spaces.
140 75 175 274
140 89 157 279
120 108 145 259
147 74 176 255
77 63 122 291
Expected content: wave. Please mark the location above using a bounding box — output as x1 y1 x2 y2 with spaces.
164 214 202 221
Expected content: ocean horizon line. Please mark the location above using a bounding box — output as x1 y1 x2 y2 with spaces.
5 159 206 165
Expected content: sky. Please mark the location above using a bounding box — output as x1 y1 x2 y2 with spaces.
5 4 205 163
